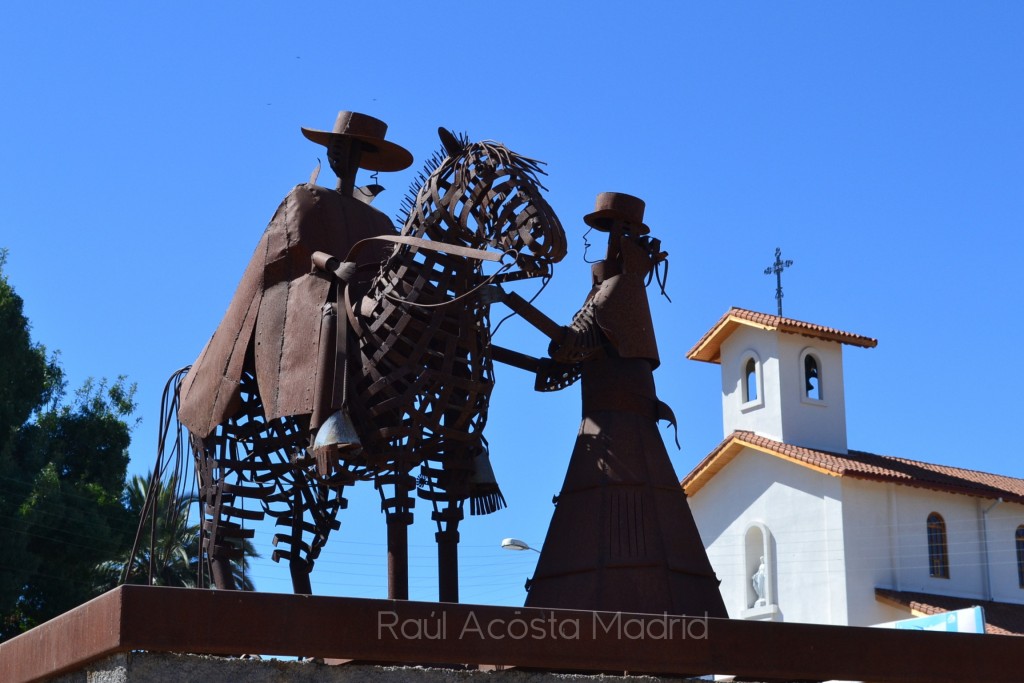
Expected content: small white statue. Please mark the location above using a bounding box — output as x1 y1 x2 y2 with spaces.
752 556 767 607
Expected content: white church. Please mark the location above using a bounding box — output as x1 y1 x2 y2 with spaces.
681 307 1024 636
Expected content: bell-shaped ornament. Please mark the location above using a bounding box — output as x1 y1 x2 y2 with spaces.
311 409 363 479
312 409 363 456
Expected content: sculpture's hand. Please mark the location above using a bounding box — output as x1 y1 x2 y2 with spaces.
311 251 356 282
548 325 607 364
534 357 581 392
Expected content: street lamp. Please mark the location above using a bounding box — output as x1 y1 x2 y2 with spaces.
501 537 540 553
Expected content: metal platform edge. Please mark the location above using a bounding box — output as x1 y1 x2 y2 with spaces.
0 586 1019 683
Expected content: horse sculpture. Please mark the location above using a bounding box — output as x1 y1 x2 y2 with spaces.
149 128 565 602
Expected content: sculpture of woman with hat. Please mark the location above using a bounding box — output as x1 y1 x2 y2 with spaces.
177 111 413 592
522 192 728 618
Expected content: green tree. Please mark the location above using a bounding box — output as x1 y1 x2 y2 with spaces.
96 472 257 591
0 249 59 616
0 250 137 640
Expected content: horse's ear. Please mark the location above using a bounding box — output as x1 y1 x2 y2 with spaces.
438 127 464 156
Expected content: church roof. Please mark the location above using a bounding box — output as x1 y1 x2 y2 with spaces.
686 307 878 363
875 588 1024 636
682 431 1024 504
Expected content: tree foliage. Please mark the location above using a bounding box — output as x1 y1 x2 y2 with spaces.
0 250 137 639
96 472 257 591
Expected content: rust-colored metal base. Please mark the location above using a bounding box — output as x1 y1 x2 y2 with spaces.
1 586 1020 683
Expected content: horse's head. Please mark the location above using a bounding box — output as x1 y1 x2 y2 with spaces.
400 128 567 281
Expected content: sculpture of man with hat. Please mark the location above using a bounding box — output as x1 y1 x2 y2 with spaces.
521 192 728 618
177 111 412 592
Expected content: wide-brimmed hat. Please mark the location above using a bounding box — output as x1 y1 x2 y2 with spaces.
582 192 650 234
301 111 413 172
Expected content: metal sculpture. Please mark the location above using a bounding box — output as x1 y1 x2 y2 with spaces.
167 112 565 602
492 193 727 617
340 130 565 601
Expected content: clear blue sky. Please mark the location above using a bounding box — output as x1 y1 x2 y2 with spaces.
2 3 1022 604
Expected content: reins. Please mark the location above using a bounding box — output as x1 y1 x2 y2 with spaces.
343 235 544 310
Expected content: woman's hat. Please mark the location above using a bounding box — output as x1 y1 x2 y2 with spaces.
582 192 650 234
301 111 413 172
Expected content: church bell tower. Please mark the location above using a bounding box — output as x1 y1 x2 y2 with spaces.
686 308 877 454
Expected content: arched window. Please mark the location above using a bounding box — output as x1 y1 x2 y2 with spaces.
928 513 949 579
740 352 763 408
744 357 758 403
804 353 821 400
1016 525 1024 589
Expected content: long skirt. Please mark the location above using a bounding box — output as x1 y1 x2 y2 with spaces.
525 355 727 618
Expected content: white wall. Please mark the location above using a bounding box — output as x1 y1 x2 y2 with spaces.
841 480 1024 607
719 327 848 453
889 485 986 598
720 326 782 442
775 333 847 453
691 449 1024 631
840 479 913 626
689 447 848 625
975 499 1024 604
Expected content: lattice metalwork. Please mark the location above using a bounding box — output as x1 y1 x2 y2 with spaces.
351 131 565 600
147 128 564 602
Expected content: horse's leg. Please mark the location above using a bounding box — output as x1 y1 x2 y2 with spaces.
430 371 480 603
269 473 317 594
196 438 236 589
305 474 348 577
434 503 463 603
269 461 346 595
418 453 468 603
287 479 313 594
376 471 415 599
195 432 264 590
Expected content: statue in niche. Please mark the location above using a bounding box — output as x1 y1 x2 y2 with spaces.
752 555 768 607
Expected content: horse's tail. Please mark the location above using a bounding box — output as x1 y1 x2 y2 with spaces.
120 366 197 586
468 446 507 516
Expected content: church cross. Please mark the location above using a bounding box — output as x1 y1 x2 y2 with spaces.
763 247 794 317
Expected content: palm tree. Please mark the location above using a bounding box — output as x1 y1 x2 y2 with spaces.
96 472 257 591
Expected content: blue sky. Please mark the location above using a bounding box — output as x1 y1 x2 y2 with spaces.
2 3 1022 604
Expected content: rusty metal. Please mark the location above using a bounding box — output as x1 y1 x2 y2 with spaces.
3 585 1023 683
509 193 727 618
346 130 565 602
165 114 565 601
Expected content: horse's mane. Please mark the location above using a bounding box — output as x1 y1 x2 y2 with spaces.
395 132 549 228
396 130 469 227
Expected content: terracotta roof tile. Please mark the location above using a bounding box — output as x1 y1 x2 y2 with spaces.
687 307 877 363
683 431 1024 504
875 588 1024 636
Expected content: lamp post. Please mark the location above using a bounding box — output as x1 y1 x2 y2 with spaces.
500 538 540 553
